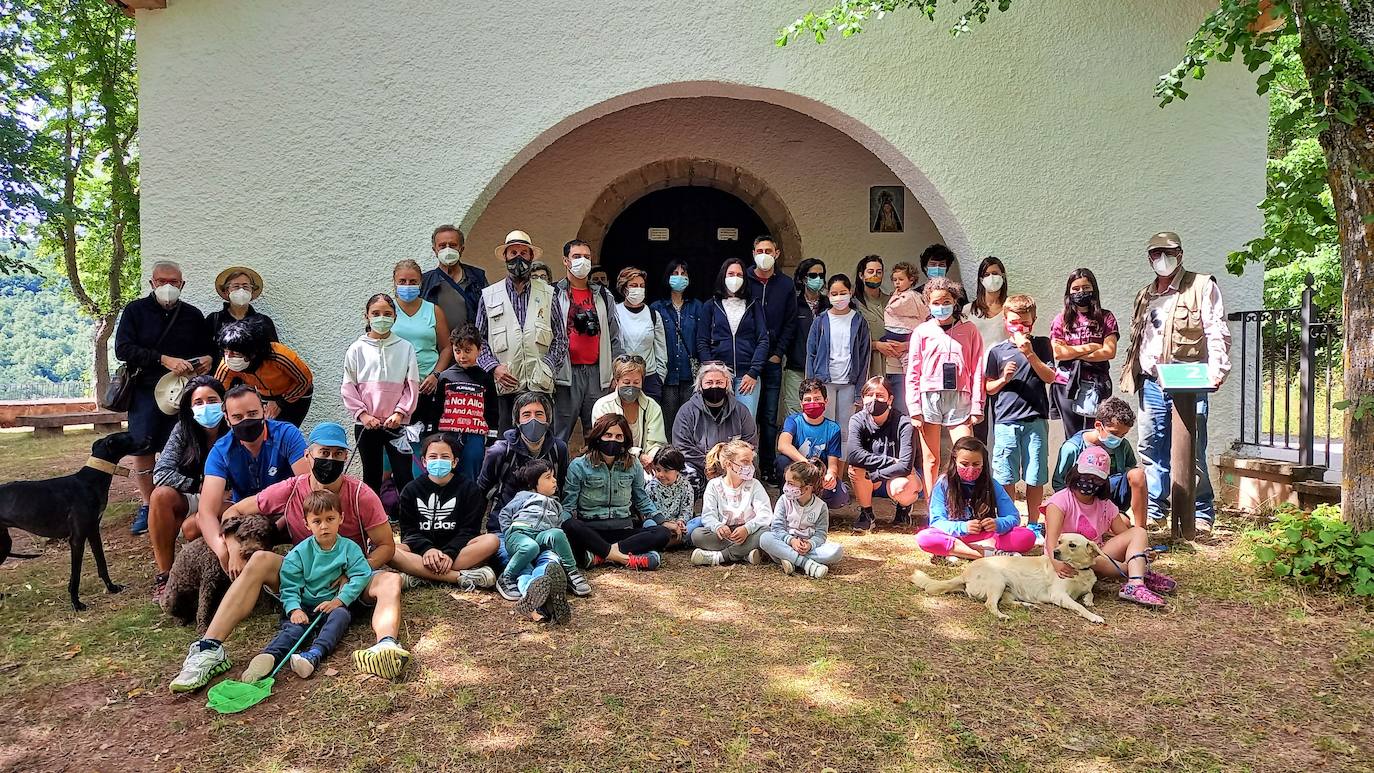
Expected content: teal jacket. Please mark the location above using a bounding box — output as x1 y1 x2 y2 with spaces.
562 455 658 530
279 535 372 613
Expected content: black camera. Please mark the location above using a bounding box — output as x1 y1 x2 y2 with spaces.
571 306 600 336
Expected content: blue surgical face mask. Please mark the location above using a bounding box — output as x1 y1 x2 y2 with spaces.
395 285 421 302
930 303 954 321
1098 427 1124 449
192 402 224 428
668 275 689 293
805 276 824 292
426 458 454 478
927 265 948 279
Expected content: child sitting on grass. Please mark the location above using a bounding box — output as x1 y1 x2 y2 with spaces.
760 460 843 578
241 490 371 682
496 460 586 608
1050 396 1148 528
645 446 695 548
915 437 1036 563
1042 445 1175 607
690 439 773 567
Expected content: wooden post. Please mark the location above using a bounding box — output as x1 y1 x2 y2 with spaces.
1170 396 1198 540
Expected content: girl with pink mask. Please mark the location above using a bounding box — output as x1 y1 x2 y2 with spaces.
915 437 1035 562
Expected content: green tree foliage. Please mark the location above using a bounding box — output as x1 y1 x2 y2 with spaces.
0 274 93 397
0 0 140 394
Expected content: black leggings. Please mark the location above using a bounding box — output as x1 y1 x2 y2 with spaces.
275 396 312 427
561 517 671 562
354 424 413 497
1051 383 1090 437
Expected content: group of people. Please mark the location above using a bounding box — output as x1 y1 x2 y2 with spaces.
107 225 1229 693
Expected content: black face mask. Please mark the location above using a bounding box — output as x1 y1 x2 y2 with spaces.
231 417 265 443
1070 290 1096 307
312 456 346 485
701 386 728 405
866 399 890 417
596 438 625 458
519 418 548 445
507 258 531 280
1072 477 1102 497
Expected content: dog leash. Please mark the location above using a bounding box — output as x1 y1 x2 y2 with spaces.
1102 545 1168 579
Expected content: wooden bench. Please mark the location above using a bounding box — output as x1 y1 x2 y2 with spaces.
16 411 127 439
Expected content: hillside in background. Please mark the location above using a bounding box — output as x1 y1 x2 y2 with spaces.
0 275 95 400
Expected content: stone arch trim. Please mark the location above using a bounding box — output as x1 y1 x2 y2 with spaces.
575 157 803 268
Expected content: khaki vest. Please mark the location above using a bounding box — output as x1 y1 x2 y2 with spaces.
1120 270 1213 394
482 280 555 395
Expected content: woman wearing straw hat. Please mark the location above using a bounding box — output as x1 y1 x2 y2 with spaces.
208 266 279 368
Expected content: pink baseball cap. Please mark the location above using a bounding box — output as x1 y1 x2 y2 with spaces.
1076 445 1111 480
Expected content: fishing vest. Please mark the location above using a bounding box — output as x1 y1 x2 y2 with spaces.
482 280 555 395
1120 270 1213 394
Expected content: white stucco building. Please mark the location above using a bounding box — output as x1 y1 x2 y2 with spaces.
124 0 1263 442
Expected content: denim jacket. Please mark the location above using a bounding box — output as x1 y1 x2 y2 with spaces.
562 455 659 530
652 298 702 386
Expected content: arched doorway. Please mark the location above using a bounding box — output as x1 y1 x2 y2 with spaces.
600 186 768 302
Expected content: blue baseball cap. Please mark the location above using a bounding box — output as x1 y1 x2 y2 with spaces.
308 421 350 449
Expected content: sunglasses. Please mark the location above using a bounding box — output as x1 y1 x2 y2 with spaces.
615 354 646 365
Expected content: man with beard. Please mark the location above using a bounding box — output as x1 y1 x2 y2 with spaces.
473 230 568 431
171 421 411 691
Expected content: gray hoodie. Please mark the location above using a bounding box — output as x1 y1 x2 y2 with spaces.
670 391 758 476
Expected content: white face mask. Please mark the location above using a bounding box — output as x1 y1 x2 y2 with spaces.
153 284 181 306
980 274 1004 292
754 253 776 272
228 288 253 307
569 256 592 279
625 287 646 306
224 356 250 372
1151 254 1180 277
436 247 461 267
829 293 851 310
724 275 744 294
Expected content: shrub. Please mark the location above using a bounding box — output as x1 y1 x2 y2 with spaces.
1250 504 1374 597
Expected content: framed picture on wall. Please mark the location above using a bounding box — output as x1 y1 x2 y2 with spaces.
870 185 905 233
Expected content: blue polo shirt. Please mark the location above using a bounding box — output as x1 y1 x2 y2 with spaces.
204 420 309 501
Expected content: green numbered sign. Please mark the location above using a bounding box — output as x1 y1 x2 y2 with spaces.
1155 363 1216 393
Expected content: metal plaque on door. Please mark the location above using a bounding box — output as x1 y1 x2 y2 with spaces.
717 228 738 241
647 227 670 241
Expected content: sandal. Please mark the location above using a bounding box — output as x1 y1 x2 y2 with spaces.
1143 570 1177 595
1118 582 1166 608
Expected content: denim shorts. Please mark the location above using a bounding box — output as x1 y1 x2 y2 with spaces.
991 419 1049 486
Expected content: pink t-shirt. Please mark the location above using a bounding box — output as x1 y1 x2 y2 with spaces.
1045 487 1119 544
256 474 388 554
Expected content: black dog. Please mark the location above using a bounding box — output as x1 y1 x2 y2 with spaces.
0 431 141 610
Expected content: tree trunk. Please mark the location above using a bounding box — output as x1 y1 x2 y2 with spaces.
92 312 117 401
1298 1 1374 532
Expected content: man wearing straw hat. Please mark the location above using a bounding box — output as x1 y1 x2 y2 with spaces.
207 266 279 366
473 230 568 431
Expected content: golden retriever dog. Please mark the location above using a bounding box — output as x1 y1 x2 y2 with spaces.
911 533 1105 624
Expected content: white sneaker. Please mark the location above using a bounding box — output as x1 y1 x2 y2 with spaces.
691 549 723 566
781 560 796 576
240 653 275 683
290 653 318 678
746 549 763 565
802 560 829 579
457 566 497 589
169 642 231 693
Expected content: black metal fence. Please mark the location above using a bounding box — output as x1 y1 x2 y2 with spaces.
1228 274 1340 469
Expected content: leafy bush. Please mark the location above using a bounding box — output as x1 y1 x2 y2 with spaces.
1251 505 1374 597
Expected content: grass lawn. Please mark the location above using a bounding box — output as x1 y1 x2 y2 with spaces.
0 430 1370 772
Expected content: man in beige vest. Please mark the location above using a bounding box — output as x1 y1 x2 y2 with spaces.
1119 232 1231 531
474 231 568 432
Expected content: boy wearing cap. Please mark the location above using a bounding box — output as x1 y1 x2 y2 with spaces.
983 294 1056 536
1119 231 1231 532
171 421 411 693
1042 445 1176 608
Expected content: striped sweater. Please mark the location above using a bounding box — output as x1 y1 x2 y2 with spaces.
214 341 314 403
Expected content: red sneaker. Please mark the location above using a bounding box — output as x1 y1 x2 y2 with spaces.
623 552 662 571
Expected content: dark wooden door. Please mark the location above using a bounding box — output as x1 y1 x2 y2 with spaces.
600 186 769 302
